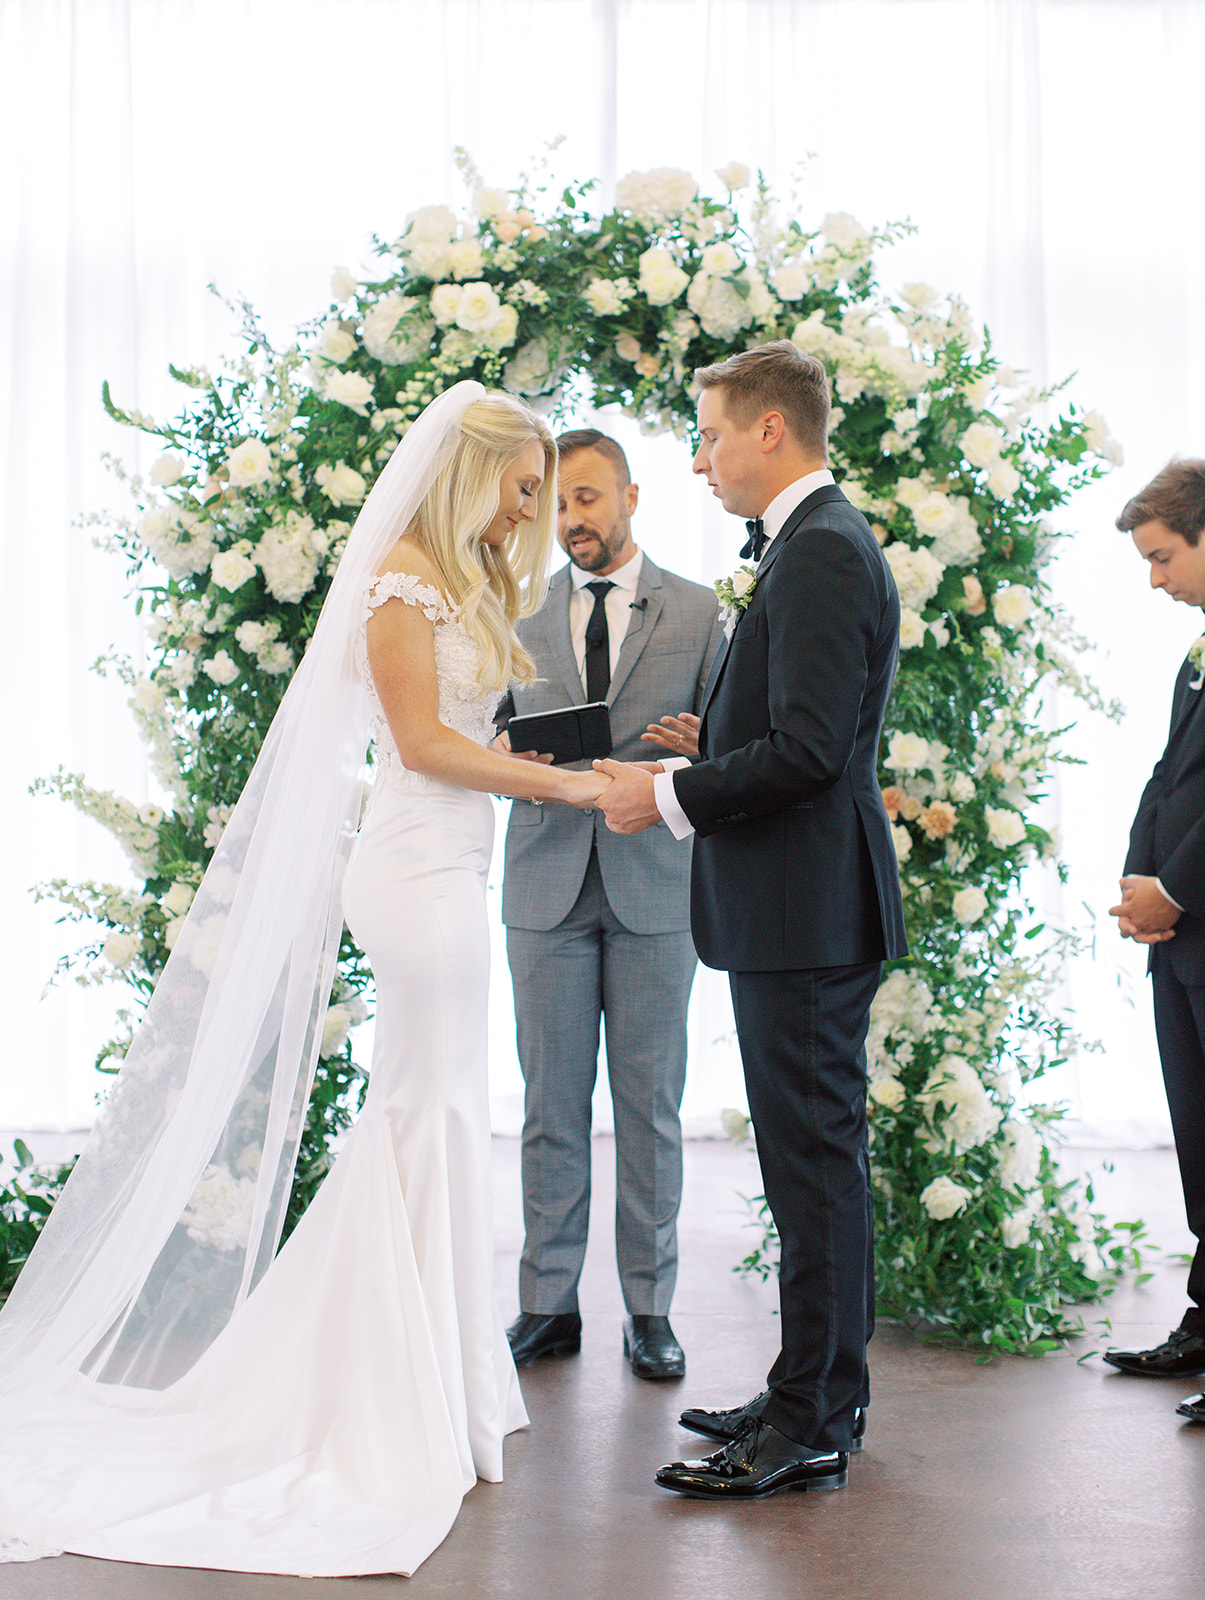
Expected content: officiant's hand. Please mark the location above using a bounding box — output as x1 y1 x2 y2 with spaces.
592 759 662 833
641 712 700 759
492 729 554 764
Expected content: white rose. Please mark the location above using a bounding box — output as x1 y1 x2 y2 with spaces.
139 506 172 542
960 420 1004 468
314 321 356 365
403 204 457 243
992 584 1034 628
149 453 185 486
699 241 741 275
985 805 1026 848
898 608 927 649
869 1076 906 1111
1000 1211 1033 1249
715 161 751 191
929 619 951 648
950 772 975 803
162 881 195 918
986 458 1022 498
771 263 810 301
474 186 509 219
900 282 939 310
920 1175 973 1221
210 549 257 591
102 930 140 969
320 1004 352 1059
721 1106 752 1145
324 370 374 415
885 730 930 774
454 281 504 333
731 569 755 598
821 211 870 253
202 651 239 687
448 237 485 280
584 278 625 316
430 284 464 326
637 247 690 307
893 478 928 511
951 886 988 926
1082 409 1125 466
913 491 956 537
330 265 358 302
891 824 913 864
130 677 165 715
315 461 368 507
225 439 273 488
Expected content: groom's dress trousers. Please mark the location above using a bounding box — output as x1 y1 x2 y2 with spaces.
669 479 907 1452
1125 654 1205 1334
499 549 723 1316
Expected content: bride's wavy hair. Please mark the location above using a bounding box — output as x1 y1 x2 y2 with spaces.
412 391 556 690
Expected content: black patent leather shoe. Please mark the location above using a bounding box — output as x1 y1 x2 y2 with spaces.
1102 1328 1205 1377
1176 1392 1205 1421
505 1311 581 1367
655 1417 847 1499
623 1314 685 1379
679 1392 866 1454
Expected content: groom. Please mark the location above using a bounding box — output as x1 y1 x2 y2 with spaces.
595 341 907 1497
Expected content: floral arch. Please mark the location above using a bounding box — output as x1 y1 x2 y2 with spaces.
25 157 1140 1351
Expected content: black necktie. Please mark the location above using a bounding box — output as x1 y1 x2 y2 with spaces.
584 580 615 703
739 518 768 562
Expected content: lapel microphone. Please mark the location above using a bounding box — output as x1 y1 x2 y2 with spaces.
629 597 649 611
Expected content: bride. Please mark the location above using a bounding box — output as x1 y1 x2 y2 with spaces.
0 382 606 1577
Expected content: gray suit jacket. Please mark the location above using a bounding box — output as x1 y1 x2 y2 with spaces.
499 553 724 934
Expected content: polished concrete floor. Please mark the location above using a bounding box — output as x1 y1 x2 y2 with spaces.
2 1137 1202 1600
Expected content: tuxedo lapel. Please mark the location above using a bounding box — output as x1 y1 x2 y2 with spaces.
699 484 849 721
606 558 663 706
545 567 586 704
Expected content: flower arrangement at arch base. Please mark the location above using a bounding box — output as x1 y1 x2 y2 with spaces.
26 152 1144 1348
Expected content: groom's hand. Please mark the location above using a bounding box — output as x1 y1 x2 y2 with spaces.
592 759 662 833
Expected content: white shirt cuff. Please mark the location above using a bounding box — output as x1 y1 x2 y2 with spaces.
1155 877 1185 913
654 766 694 840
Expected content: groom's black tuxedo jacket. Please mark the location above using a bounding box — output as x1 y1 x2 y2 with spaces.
1125 652 1205 986
674 483 908 972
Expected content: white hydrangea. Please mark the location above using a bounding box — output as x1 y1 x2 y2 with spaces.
257 511 326 603
583 277 625 316
771 263 810 301
202 651 238 687
320 1004 352 1059
898 608 927 649
986 458 1022 498
884 542 945 610
504 337 555 396
998 1119 1042 1191
922 1054 1001 1153
181 1164 256 1251
928 498 984 568
687 272 755 341
362 295 431 367
614 167 697 224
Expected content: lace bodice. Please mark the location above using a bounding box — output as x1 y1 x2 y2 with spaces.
357 573 500 783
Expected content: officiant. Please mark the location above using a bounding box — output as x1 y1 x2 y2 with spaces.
494 428 722 1380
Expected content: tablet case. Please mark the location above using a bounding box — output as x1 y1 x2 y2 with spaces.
507 701 613 764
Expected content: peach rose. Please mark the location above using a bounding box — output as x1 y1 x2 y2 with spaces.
919 801 957 840
881 785 906 821
962 574 987 616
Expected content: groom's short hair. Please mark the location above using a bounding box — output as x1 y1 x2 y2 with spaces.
694 341 830 459
556 428 631 487
1116 458 1205 546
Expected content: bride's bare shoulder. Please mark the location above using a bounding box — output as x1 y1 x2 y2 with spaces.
367 537 455 618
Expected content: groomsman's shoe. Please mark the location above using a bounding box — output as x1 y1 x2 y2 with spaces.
1103 1328 1205 1377
506 1312 582 1367
655 1417 847 1499
679 1393 866 1454
1176 1393 1205 1421
622 1315 685 1380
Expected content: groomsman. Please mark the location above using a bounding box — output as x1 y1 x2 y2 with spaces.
496 429 723 1380
597 342 907 1496
1106 458 1205 1423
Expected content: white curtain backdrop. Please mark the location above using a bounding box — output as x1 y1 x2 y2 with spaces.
2 0 1202 1145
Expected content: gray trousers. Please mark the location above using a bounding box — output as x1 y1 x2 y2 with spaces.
506 849 696 1315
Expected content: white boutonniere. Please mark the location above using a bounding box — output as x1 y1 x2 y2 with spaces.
714 565 757 638
1189 634 1205 690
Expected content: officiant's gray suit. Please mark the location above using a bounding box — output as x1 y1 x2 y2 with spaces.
499 553 723 1316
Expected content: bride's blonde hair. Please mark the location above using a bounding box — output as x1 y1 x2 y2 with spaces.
411 391 556 691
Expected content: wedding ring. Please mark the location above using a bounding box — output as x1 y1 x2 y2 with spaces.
676 733 683 747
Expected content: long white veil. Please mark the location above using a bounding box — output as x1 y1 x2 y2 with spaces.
0 380 487 1396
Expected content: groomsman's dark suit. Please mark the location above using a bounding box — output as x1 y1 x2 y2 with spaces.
1123 655 1205 1334
671 480 908 1452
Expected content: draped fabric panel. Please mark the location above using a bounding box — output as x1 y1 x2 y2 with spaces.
2 0 1201 1140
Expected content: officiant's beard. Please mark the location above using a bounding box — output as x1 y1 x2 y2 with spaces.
560 518 633 574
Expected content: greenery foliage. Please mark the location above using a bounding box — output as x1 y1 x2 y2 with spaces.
21 153 1141 1346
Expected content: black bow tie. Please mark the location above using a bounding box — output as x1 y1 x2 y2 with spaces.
739 518 768 562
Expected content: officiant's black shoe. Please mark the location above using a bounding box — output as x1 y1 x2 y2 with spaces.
1103 1328 1205 1377
655 1417 847 1499
1176 1392 1205 1421
506 1312 581 1367
622 1315 685 1380
679 1393 866 1454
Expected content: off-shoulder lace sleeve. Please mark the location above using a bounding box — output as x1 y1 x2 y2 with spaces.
362 572 456 624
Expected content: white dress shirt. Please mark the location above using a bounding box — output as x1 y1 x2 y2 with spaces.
652 470 836 839
568 547 644 691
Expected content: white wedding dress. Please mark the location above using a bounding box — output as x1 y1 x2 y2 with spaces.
0 573 526 1578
